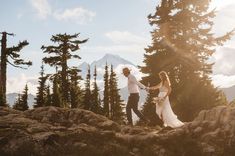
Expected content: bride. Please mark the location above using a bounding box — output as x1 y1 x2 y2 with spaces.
149 71 184 128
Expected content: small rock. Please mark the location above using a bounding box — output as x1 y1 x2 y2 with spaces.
193 126 203 134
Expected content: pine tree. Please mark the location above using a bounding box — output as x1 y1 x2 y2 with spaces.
0 69 3 106
20 84 29 110
83 65 92 110
34 64 47 108
69 68 83 108
51 74 63 107
45 85 52 106
0 32 32 106
140 0 234 121
42 33 88 107
103 63 110 117
13 84 29 111
91 66 102 114
13 94 22 110
216 90 228 105
109 65 125 123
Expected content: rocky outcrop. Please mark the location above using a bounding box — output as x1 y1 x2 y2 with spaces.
0 106 235 156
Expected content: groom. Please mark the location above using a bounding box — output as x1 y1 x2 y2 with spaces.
122 67 149 126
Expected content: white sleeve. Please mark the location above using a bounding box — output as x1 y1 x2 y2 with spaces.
130 75 146 89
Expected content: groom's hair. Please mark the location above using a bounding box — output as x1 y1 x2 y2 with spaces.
122 67 130 74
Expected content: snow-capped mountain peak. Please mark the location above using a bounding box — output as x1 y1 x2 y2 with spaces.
79 53 136 78
90 53 135 68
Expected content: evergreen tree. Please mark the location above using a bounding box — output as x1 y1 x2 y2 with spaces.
83 65 92 110
42 33 88 107
20 84 29 110
109 65 125 123
0 32 32 106
69 68 83 108
34 64 47 108
0 70 2 106
103 63 110 117
216 90 228 105
13 84 29 111
13 94 21 110
52 73 63 107
91 66 102 114
141 0 234 121
45 85 52 106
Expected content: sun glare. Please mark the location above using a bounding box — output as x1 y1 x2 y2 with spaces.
210 0 235 10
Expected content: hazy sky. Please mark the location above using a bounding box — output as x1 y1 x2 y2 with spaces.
1 0 235 94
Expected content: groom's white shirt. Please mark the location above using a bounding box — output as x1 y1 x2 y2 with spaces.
128 74 146 94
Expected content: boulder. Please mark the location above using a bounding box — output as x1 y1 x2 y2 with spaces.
0 106 235 156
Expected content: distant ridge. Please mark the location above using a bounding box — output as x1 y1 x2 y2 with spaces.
7 93 35 108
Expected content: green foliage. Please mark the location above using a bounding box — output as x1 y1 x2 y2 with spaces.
51 74 63 107
0 32 32 106
69 68 83 108
140 0 234 121
34 64 47 108
13 94 22 110
13 84 29 111
216 90 228 105
21 84 29 110
103 63 110 117
90 66 102 114
83 65 92 110
45 85 52 106
42 33 88 106
109 65 125 123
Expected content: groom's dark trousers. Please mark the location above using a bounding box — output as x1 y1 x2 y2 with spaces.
126 93 146 125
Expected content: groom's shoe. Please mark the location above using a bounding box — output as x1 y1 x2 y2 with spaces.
163 126 173 130
126 122 133 126
159 126 173 132
145 119 151 126
144 119 150 125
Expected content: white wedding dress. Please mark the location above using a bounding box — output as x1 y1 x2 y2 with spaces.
155 83 184 128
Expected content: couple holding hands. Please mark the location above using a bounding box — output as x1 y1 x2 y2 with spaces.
122 67 184 128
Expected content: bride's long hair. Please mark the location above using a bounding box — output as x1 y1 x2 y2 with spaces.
159 71 171 86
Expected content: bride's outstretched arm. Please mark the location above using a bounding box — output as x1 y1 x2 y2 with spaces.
149 83 161 90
